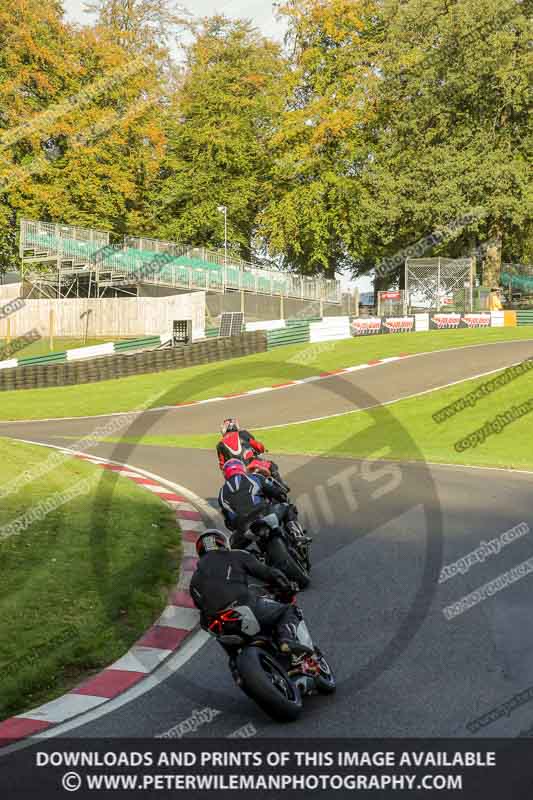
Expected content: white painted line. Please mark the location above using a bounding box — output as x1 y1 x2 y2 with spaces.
20 693 107 724
255 358 533 430
113 469 146 478
1 336 531 424
342 364 371 373
156 606 199 631
195 397 224 404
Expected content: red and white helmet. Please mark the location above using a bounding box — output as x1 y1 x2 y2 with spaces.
221 418 240 435
223 458 246 480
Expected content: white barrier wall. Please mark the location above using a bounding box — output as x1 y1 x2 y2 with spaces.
66 342 116 361
0 292 206 340
309 316 351 343
490 311 505 327
0 282 22 301
415 313 429 331
245 319 286 332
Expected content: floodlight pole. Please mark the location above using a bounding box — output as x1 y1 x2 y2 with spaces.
217 205 227 266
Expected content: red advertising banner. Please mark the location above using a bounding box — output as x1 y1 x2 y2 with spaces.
351 317 382 335
380 291 401 301
461 313 491 328
430 313 462 329
430 313 491 329
382 316 414 333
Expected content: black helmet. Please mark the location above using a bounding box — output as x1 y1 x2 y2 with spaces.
196 529 231 557
221 418 240 435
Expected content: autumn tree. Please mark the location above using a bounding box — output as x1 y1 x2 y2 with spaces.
259 0 383 278
152 16 287 260
0 0 167 236
84 0 191 52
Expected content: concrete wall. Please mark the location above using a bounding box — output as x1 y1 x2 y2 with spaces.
0 293 206 340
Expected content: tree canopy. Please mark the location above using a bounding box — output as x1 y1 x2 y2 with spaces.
0 0 530 283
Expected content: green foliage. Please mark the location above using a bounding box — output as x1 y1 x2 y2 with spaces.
0 0 167 235
260 0 531 282
0 0 529 282
151 16 287 261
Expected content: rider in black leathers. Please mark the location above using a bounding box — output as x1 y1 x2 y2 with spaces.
218 459 299 550
189 530 312 655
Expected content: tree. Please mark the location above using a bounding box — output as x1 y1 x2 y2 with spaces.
361 0 532 286
259 0 383 278
84 0 191 52
152 16 287 260
261 0 531 286
0 0 168 236
0 206 19 278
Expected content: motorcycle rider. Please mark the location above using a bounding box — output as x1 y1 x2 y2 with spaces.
216 418 285 484
189 529 313 655
218 458 300 550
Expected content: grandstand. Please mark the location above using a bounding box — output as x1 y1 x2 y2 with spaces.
500 263 533 299
19 219 340 304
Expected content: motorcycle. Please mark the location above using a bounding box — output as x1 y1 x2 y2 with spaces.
246 452 290 493
207 585 336 721
242 506 312 589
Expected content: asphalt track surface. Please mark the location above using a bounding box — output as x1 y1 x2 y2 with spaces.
3 338 533 739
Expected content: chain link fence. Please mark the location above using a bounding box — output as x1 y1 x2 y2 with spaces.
405 257 474 313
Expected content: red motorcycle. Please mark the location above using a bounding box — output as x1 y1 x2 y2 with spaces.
246 451 291 493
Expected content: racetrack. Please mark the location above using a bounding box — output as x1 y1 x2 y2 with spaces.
3 338 533 739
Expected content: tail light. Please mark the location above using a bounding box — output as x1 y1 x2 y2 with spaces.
208 608 242 636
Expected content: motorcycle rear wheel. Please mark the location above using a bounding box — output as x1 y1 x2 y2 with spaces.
236 646 303 721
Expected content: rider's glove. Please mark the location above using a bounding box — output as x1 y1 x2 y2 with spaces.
270 568 291 591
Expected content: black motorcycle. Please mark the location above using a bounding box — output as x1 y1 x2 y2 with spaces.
207 586 336 721
243 508 312 589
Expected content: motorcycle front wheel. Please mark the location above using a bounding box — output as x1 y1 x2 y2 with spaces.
236 646 303 721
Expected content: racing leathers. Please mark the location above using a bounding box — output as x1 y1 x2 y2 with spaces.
218 472 297 550
216 429 283 483
189 549 310 654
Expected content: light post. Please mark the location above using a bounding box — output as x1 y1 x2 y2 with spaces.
217 205 227 266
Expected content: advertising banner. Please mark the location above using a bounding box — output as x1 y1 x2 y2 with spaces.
379 291 401 301
430 313 462 329
382 316 414 334
351 317 382 336
461 313 491 328
430 313 491 329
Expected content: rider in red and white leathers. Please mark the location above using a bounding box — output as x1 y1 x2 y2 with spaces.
216 418 284 484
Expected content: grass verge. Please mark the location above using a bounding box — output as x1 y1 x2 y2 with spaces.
104 364 533 471
0 438 181 720
0 327 532 421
